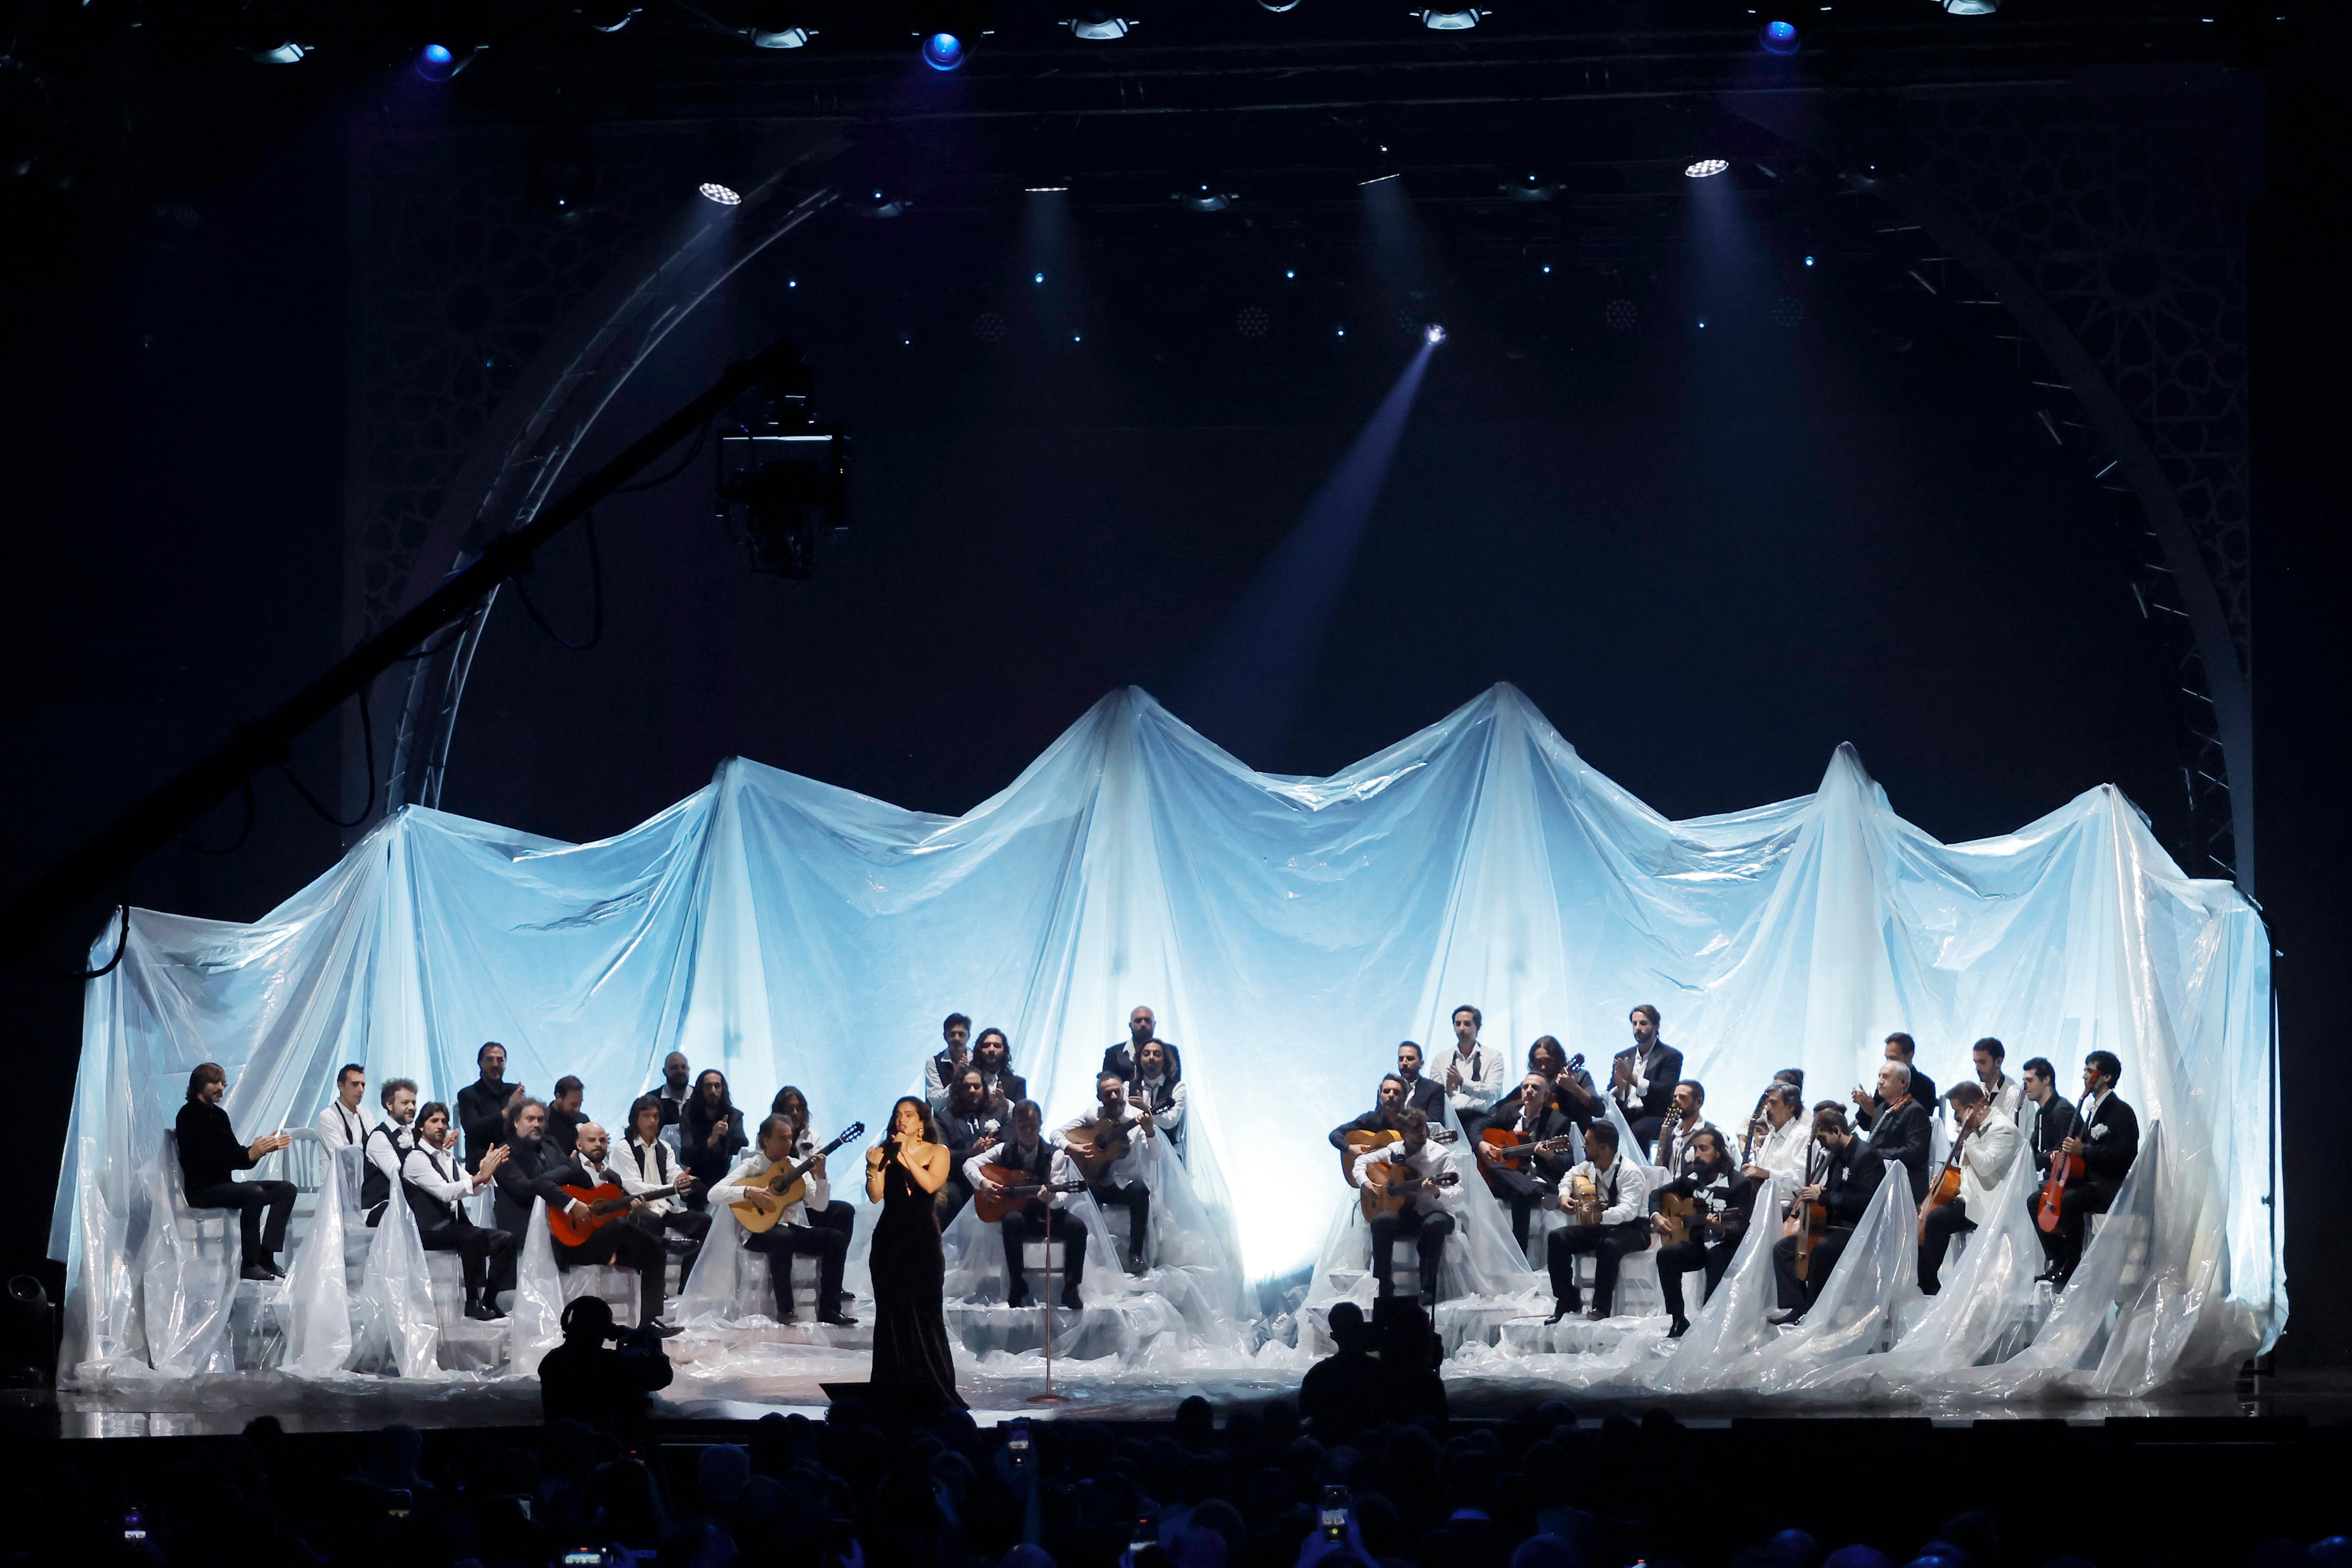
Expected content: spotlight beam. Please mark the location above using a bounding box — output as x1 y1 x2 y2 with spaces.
1171 339 1438 767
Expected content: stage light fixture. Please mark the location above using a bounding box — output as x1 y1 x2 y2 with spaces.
252 41 310 63
699 182 743 205
1177 182 1235 212
921 31 965 68
1685 158 1730 178
573 0 642 32
1065 8 1137 37
1939 0 2000 12
1416 8 1486 27
753 25 813 46
1359 171 1400 187
1424 322 1447 345
1033 271 1045 284
1804 254 1816 266
415 43 457 81
1504 171 1558 202
1259 0 1301 9
1760 18 1799 50
856 186 911 217
1025 185 1068 192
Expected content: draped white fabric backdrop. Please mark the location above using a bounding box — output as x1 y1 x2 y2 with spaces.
52 685 2282 1379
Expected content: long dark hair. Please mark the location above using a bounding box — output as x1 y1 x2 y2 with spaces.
886 1095 941 1146
972 1027 1014 1071
681 1070 740 1145
627 1093 665 1145
1132 1036 1182 1086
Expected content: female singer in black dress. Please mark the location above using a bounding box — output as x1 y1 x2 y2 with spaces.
863 1095 963 1409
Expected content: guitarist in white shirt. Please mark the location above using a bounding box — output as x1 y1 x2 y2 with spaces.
620 1094 708 1284
1053 1072 1157 1274
970 1100 1087 1310
1351 1106 1462 1308
709 1113 856 1327
1918 1081 2020 1294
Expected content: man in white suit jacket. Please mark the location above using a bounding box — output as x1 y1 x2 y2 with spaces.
1917 1080 2021 1293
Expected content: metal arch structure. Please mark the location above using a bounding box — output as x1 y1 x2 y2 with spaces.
369 130 850 825
1864 170 2256 897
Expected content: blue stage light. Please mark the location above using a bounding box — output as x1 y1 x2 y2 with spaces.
1804 255 1816 267
1033 271 1046 284
1761 18 1800 51
921 32 964 70
416 43 456 81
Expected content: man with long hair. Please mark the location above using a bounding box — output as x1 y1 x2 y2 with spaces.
710 1112 856 1327
174 1063 295 1281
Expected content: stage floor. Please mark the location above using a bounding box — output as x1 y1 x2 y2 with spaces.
13 1358 2331 1441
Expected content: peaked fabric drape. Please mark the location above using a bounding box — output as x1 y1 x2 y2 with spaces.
53 684 2281 1381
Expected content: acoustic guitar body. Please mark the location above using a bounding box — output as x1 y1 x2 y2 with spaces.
1655 1190 1699 1247
2035 1149 2086 1234
1064 1116 1133 1182
1358 1165 1459 1222
1791 1197 1829 1281
547 1182 638 1248
1920 1165 1964 1240
972 1163 1088 1225
1476 1128 1526 1194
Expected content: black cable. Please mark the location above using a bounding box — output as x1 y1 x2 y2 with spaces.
176 778 256 856
615 419 710 494
508 509 605 651
279 681 377 830
51 878 131 981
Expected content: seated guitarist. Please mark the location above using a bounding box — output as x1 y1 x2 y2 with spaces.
1054 1073 1156 1274
2036 1049 2138 1289
1545 1120 1652 1323
1327 1074 1408 1151
401 1102 515 1321
492 1099 672 1331
1651 1126 1756 1338
1770 1105 1883 1321
620 1095 709 1285
1475 1073 1580 1250
1918 1081 2019 1295
710 1113 857 1327
1352 1107 1459 1308
970 1100 1085 1309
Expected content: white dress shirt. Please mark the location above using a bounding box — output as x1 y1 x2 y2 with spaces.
1052 1104 1156 1186
964 1140 1081 1204
1953 1107 2022 1212
1128 1072 1187 1138
1351 1139 1465 1217
1980 1074 2023 1121
710 1148 812 1230
1444 1043 1508 1115
1750 1114 1812 1187
315 1099 373 1151
366 1120 415 1191
1562 1156 1652 1226
788 1130 832 1211
401 1141 478 1226
1654 1115 1717 1178
619 1134 688 1215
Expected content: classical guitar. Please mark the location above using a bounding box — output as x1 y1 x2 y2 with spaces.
2035 1095 2093 1234
547 1183 646 1248
973 1164 1089 1224
1358 1162 1460 1221
1336 1126 1458 1185
1655 1190 1700 1246
730 1122 865 1235
1476 1128 1576 1193
1791 1189 1829 1281
1062 1115 1139 1181
1920 1114 1980 1240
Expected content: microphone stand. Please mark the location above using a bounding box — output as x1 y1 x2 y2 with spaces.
1029 1191 1072 1406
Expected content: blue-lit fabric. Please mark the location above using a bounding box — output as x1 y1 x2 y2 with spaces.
52 684 2280 1385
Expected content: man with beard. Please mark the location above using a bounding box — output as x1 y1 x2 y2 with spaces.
457 1041 526 1171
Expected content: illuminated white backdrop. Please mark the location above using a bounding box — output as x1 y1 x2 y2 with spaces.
53 685 2283 1361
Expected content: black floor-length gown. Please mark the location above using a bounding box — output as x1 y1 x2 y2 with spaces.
870 1154 964 1408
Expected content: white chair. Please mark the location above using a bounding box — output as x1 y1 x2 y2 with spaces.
155 1131 282 1371
729 1249 822 1319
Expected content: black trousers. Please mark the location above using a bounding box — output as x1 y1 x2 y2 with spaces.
2034 1177 2117 1277
1655 1236 1736 1322
628 1205 711 1289
555 1221 668 1327
185 1179 296 1266
418 1218 515 1298
1367 1208 1456 1298
1772 1226 1853 1312
1546 1221 1648 1316
1919 1200 1976 1292
1000 1203 1086 1301
744 1222 848 1318
1484 1164 1546 1251
1089 1179 1150 1265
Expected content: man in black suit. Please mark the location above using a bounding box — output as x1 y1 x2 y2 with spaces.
1328 1074 1411 1152
1609 1004 1682 1149
1101 1003 1184 1084
174 1063 295 1281
1475 1073 1581 1250
1393 1041 1447 1122
492 1097 670 1327
458 1041 525 1171
1854 1032 1938 1131
1771 1105 1885 1318
2037 1049 2139 1286
1862 1059 1933 1202
2018 1055 2081 1192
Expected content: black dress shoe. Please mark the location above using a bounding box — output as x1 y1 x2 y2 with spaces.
817 1311 858 1328
239 1264 278 1282
1668 1315 1691 1339
1061 1287 1083 1311
465 1300 503 1322
1007 1287 1034 1311
1545 1300 1576 1325
646 1320 684 1337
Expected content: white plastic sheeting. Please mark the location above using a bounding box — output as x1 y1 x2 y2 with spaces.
51 683 2281 1392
